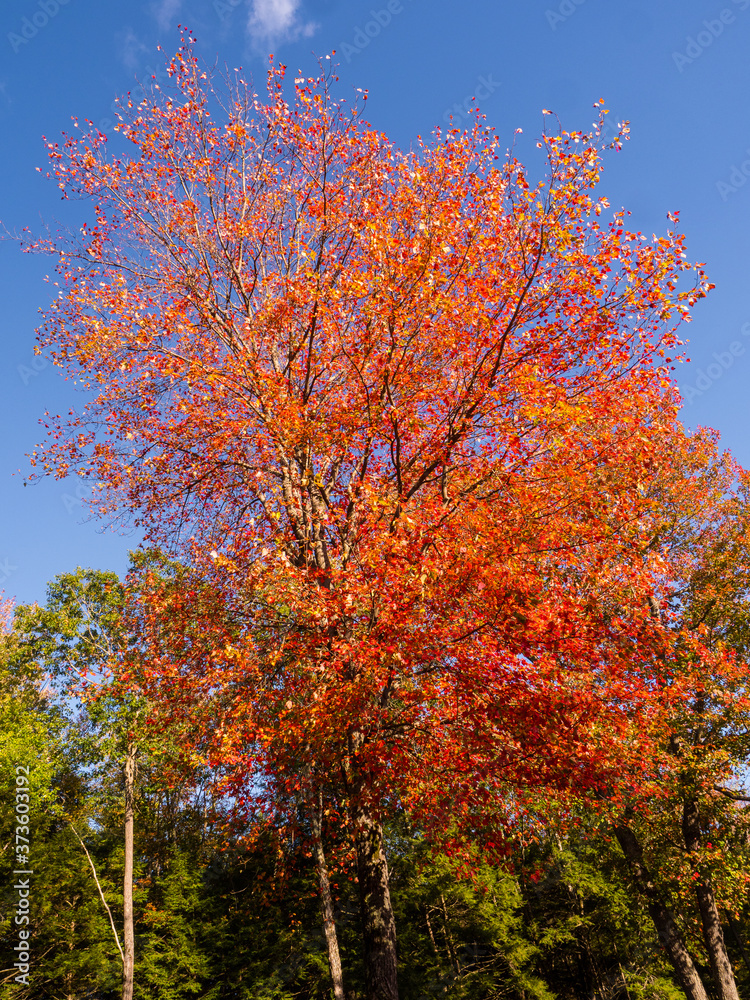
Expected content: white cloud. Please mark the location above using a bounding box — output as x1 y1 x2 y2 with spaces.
152 0 183 31
247 0 317 43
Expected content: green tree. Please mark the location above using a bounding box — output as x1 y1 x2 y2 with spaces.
0 607 122 998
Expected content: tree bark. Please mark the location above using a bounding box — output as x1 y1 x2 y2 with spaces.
309 788 346 1000
352 795 399 1000
614 822 710 1000
122 735 136 1000
682 797 741 1000
342 724 399 1000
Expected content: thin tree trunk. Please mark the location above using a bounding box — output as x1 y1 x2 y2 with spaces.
439 893 461 978
682 797 741 1000
423 906 443 970
614 823 710 1000
309 787 346 1000
122 736 136 1000
352 795 399 1000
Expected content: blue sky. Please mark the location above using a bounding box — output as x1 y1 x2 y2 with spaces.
2 0 750 607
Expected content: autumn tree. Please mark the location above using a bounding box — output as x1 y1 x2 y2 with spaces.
621 440 750 1000
28 36 713 1000
533 431 750 1000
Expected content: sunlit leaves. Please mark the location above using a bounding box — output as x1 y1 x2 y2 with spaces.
28 38 721 862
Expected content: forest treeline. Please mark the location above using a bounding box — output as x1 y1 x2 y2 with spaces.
2 561 750 1000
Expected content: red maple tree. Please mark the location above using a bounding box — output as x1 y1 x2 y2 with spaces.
28 38 714 999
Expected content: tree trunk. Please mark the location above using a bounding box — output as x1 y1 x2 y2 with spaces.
439 893 461 978
682 797 741 1000
614 823 710 1000
352 795 399 1000
122 736 136 1000
423 906 443 972
342 725 399 1000
309 788 346 1000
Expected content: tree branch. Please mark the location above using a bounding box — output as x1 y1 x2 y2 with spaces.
67 821 125 967
713 786 750 803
